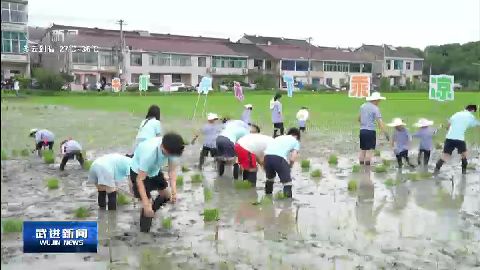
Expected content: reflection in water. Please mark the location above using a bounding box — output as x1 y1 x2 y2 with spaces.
390 171 410 214
355 168 385 233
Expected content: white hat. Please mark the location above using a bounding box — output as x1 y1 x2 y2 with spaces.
29 128 38 134
387 118 407 127
414 118 434 127
207 113 219 121
244 104 253 109
366 92 386 101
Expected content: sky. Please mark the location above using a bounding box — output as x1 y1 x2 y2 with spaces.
28 0 479 49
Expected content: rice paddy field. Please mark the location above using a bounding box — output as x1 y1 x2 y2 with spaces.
1 90 479 269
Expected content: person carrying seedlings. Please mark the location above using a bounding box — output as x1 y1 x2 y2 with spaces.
29 128 55 156
59 138 84 171
128 105 162 156
358 92 389 166
388 118 416 169
88 153 132 210
234 126 271 186
241 104 253 124
192 113 223 170
215 119 253 179
296 107 309 132
130 133 185 232
263 127 301 198
412 118 439 166
434 104 480 175
270 93 284 138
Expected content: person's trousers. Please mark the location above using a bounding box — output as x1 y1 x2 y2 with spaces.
273 122 284 138
417 149 431 166
36 141 54 156
395 150 414 168
60 150 84 170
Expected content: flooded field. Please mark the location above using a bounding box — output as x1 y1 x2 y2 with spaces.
1 102 479 269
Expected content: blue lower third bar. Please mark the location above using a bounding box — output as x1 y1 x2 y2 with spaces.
23 221 98 253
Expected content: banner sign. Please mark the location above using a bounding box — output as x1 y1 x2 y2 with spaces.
139 75 150 92
349 75 371 98
198 77 212 95
163 75 172 92
282 74 294 97
112 78 121 92
23 221 98 253
234 81 244 101
429 75 454 101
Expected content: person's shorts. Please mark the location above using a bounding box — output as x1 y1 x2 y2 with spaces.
88 163 120 188
201 146 217 157
235 143 257 170
264 155 291 183
443 139 467 155
130 169 168 199
216 135 236 158
359 129 376 150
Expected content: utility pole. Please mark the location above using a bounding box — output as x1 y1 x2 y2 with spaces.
116 19 127 89
307 37 312 85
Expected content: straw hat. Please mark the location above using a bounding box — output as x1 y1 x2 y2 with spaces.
387 118 407 127
29 128 38 136
244 104 253 109
207 113 219 121
414 118 434 127
366 92 386 101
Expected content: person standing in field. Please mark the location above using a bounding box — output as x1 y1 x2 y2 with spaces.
387 118 416 169
192 113 223 170
59 138 85 171
241 104 253 124
270 93 284 138
128 105 162 157
434 105 480 175
412 118 439 166
29 128 55 156
130 133 185 232
233 125 267 186
13 79 19 96
88 153 132 210
358 92 389 166
296 107 309 132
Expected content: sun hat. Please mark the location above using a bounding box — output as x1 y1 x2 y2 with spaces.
366 92 386 101
29 128 38 135
414 118 434 127
207 113 219 121
244 104 253 109
296 109 309 121
387 118 407 127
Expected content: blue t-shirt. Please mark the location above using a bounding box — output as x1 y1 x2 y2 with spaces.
130 137 177 177
219 120 250 143
446 110 479 141
392 128 410 154
202 123 222 148
360 102 382 131
413 127 437 151
93 153 132 181
264 135 300 161
136 118 162 141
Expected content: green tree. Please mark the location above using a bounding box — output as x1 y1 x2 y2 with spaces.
32 68 66 90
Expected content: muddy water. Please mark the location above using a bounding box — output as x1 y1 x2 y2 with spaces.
2 102 480 269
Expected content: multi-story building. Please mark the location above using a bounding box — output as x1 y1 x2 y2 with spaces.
1 0 29 79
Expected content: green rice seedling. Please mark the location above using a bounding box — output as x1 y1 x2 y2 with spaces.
300 159 310 169
2 219 23 233
407 173 419 181
203 208 219 222
374 164 388 173
1 149 8 160
328 154 338 165
11 149 18 158
181 165 190 173
310 169 322 178
162 217 172 229
384 178 397 187
351 164 361 173
234 180 253 189
42 150 54 164
83 160 93 170
46 178 59 190
382 159 392 167
74 207 90 219
417 171 433 179
117 193 131 205
260 196 273 205
348 179 358 192
176 175 184 186
20 149 30 157
435 142 443 150
467 164 476 170
191 173 203 184
204 187 213 202
274 191 286 200
374 150 381 157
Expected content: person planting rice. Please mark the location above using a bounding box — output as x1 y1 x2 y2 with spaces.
358 92 389 166
434 105 480 175
192 113 222 170
130 133 185 232
215 119 254 179
296 107 309 132
270 93 284 138
412 118 439 166
234 125 270 186
128 105 162 157
88 153 132 210
241 104 253 124
29 128 55 156
263 127 301 198
388 118 416 169
59 138 84 171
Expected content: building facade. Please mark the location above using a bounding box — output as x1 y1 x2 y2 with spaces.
1 0 29 79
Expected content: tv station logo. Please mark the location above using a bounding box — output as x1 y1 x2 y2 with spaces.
23 221 97 253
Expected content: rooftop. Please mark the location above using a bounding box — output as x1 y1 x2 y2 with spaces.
357 44 423 59
241 34 310 47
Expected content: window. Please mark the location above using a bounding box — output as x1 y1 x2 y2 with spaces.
171 54 191 66
198 56 206 67
150 73 161 85
130 53 142 66
311 61 323 71
72 52 98 64
172 74 181 82
212 56 247 68
295 61 309 71
1 31 27 53
386 60 391 70
324 62 337 72
361 63 372 73
326 78 333 86
414 60 423 71
336 62 349 72
131 74 140 83
405 62 411 70
281 60 295 71
1 2 27 23
393 60 403 70
254 59 263 68
350 63 361 73
74 74 81 84
100 52 118 66
265 60 272 70
150 53 191 66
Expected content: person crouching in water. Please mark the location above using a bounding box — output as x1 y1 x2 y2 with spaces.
296 107 309 132
264 128 301 198
234 125 272 186
412 118 438 167
241 104 253 124
388 118 415 169
29 128 55 156
59 138 85 171
192 113 222 170
130 133 185 232
88 153 132 210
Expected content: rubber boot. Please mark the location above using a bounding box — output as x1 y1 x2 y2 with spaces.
233 163 240 180
265 180 274 195
396 155 403 169
217 160 225 176
417 153 422 166
434 159 444 175
461 158 468 175
283 185 292 198
152 195 170 211
247 171 257 187
199 152 206 170
405 157 415 168
140 208 153 233
98 191 107 209
242 170 249 180
107 191 117 211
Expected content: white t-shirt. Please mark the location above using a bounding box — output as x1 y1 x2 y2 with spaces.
237 134 274 156
61 140 82 154
296 109 309 121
